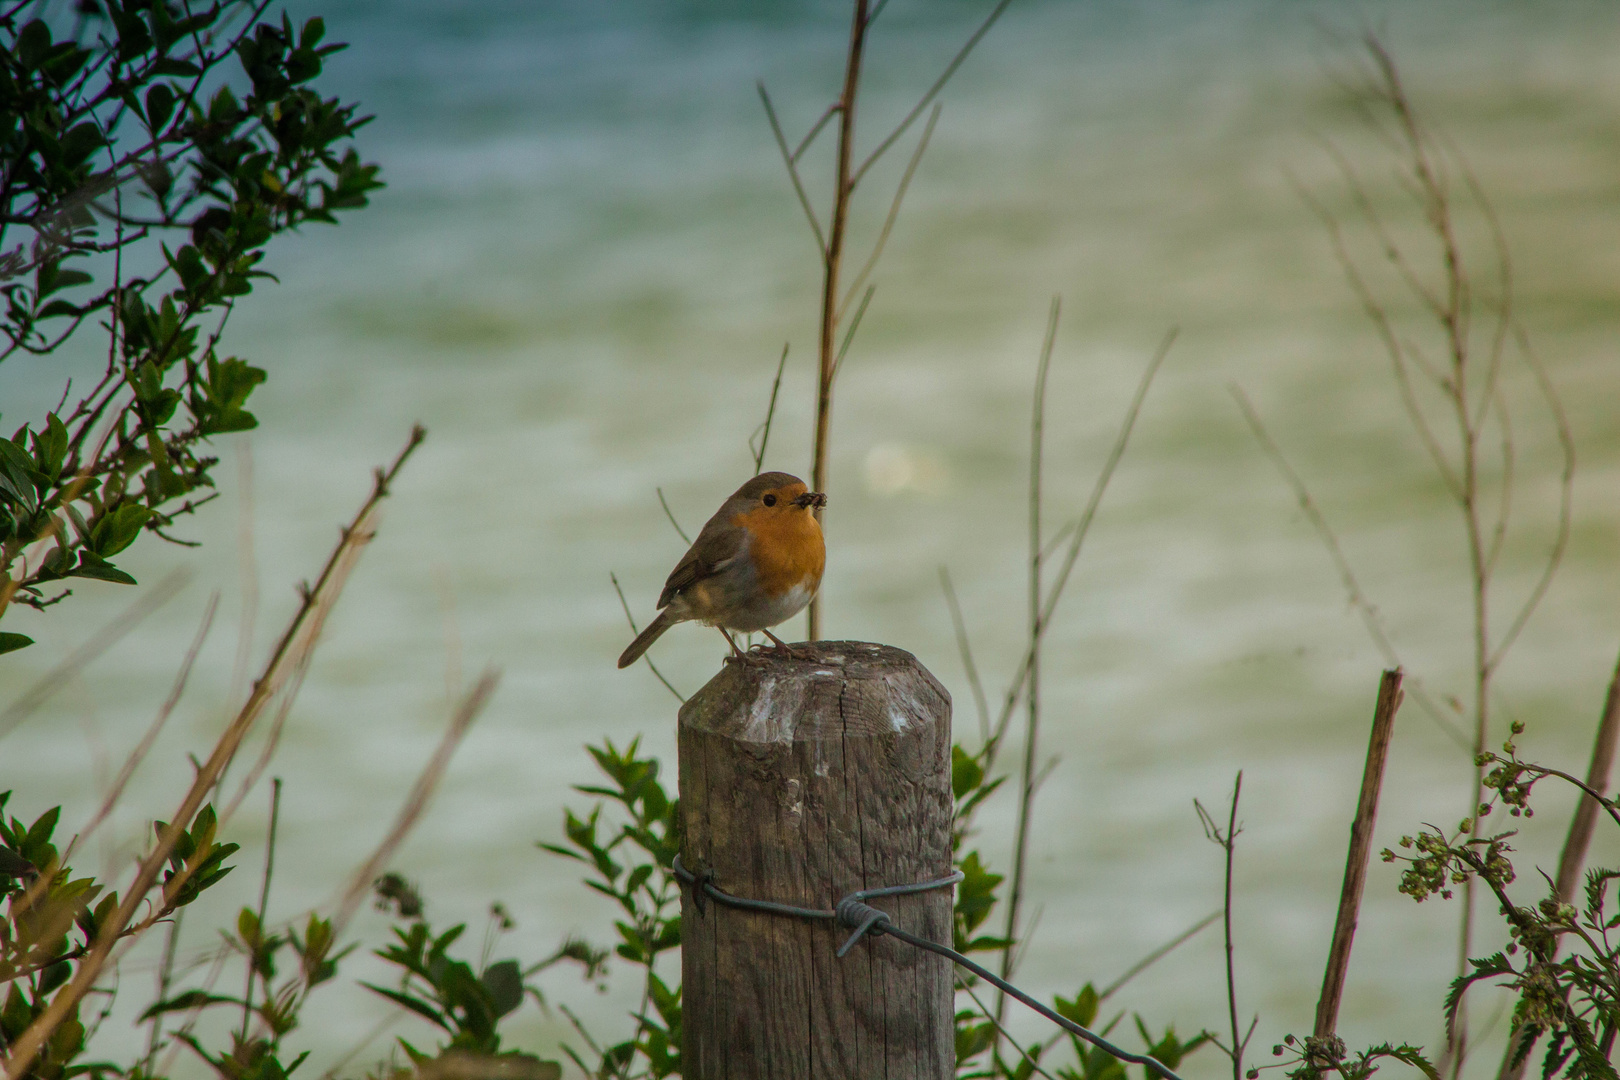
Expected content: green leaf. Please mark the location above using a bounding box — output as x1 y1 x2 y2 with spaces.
1056 982 1099 1029
34 413 67 478
89 503 151 556
952 744 985 800
35 300 81 320
70 552 137 585
361 983 451 1031
145 83 174 131
481 959 523 1019
0 633 34 656
139 989 238 1020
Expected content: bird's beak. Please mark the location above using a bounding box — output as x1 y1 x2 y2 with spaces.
795 491 827 509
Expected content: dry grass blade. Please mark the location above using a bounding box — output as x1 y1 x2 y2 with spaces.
0 567 192 739
330 667 499 935
1230 385 1468 750
64 593 219 865
2 424 426 1080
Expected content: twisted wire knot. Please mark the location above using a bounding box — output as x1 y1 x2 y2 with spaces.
834 896 892 957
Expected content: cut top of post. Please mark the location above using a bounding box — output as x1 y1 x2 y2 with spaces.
678 641 949 746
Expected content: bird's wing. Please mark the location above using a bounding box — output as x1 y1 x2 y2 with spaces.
657 513 744 609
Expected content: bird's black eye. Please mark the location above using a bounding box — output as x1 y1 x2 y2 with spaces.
762 493 778 507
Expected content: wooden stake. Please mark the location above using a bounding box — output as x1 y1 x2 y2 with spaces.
1314 668 1404 1040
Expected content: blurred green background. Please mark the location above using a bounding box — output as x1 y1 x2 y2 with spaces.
3 0 1619 1072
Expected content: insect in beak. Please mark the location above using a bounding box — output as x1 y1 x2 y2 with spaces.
795 491 827 509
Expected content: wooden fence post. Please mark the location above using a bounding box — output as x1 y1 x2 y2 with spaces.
679 641 954 1080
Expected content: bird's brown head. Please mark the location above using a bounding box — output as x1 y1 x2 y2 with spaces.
726 472 827 520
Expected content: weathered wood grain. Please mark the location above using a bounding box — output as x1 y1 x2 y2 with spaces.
679 641 953 1080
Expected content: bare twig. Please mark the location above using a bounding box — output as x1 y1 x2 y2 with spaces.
1315 669 1404 1038
62 594 218 865
610 572 684 704
939 567 990 746
655 487 691 546
1098 909 1222 1002
958 977 1062 1080
239 777 282 1041
806 0 872 642
1488 327 1573 671
831 284 874 384
790 102 840 164
758 83 827 256
840 101 941 318
1196 772 1247 1080
980 332 1172 776
749 344 790 475
997 296 1061 1024
850 0 1014 187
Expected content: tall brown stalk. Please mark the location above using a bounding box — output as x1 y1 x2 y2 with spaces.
758 0 1013 640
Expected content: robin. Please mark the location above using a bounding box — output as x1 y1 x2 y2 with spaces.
618 472 827 668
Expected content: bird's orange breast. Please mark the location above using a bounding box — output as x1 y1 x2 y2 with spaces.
733 507 825 597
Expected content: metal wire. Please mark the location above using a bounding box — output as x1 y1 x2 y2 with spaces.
669 854 1187 1080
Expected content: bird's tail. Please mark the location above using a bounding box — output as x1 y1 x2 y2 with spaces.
618 608 678 669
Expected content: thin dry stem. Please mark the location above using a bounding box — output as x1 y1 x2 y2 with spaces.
839 101 941 319
1196 772 1246 1080
749 344 790 475
1098 910 1221 1002
996 296 1061 1020
655 487 691 546
850 0 1013 187
610 572 684 704
758 83 827 257
63 594 219 865
0 568 192 738
939 567 990 746
330 668 498 936
983 332 1172 769
1230 385 1468 749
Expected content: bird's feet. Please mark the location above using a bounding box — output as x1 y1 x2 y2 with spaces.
752 632 817 662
